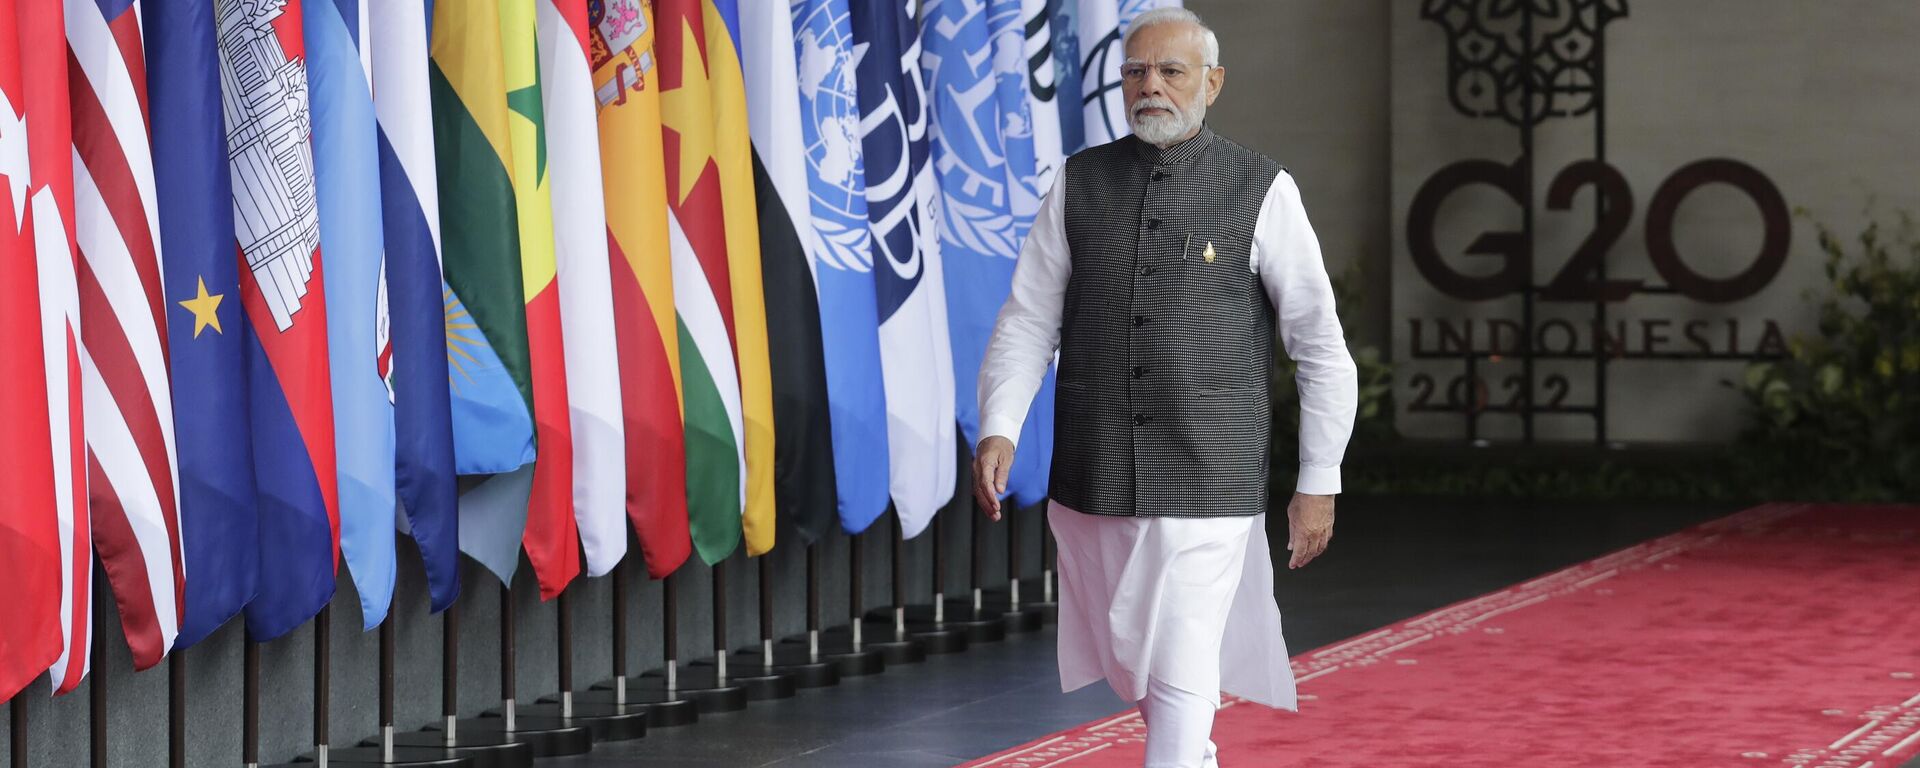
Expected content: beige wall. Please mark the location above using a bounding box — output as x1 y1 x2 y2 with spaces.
1192 0 1394 349
1389 0 1920 442
1194 1 1920 443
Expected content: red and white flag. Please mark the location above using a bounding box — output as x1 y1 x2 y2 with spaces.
17 0 93 696
0 0 69 703
66 0 184 675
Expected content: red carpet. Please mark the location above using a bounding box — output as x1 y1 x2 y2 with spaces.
960 503 1920 767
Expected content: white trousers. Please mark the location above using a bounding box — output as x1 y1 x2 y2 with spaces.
1139 677 1221 768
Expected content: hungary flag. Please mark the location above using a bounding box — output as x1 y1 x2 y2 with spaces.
657 0 748 565
588 0 693 579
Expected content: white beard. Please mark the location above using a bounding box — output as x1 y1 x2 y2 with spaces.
1128 90 1207 147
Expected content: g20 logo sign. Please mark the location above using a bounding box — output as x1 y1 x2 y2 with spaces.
1407 158 1791 304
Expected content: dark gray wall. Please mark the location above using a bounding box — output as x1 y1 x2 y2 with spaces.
1197 0 1394 350
0 444 1050 766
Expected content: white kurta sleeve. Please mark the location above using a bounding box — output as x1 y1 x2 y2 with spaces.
977 173 1071 450
1252 172 1358 495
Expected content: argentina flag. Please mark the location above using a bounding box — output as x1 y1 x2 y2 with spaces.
850 0 957 538
794 0 894 535
925 0 1054 506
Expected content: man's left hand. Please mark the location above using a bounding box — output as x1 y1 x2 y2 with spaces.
1285 493 1336 569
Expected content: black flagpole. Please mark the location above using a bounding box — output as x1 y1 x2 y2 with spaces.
244 632 259 768
852 516 923 666
941 497 1005 644
10 691 24 768
315 606 329 766
383 601 532 767
637 560 748 710
92 618 106 768
873 513 964 654
996 507 1043 633
170 654 185 768
536 559 659 736
727 550 833 688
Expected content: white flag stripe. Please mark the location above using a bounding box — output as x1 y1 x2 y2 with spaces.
71 155 178 461
538 0 626 576
740 7 814 280
367 3 441 254
36 186 87 691
668 211 748 507
64 1 162 250
78 348 180 646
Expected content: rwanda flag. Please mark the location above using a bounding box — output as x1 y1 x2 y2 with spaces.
431 0 539 586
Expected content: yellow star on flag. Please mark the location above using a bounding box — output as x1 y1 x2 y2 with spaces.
178 277 224 338
659 17 716 206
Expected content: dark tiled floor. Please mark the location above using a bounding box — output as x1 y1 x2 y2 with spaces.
555 496 1734 767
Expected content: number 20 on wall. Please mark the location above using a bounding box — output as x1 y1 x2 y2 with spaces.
1407 158 1791 304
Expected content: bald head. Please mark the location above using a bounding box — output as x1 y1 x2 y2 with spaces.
1120 9 1226 147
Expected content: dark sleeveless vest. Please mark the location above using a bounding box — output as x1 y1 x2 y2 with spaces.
1051 126 1283 518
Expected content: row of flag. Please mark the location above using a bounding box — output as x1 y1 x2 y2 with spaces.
0 0 1175 704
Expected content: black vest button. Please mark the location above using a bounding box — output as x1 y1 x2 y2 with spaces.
1138 265 1155 276
1132 315 1148 327
1146 218 1160 230
1132 414 1150 426
1130 366 1147 379
1151 171 1167 181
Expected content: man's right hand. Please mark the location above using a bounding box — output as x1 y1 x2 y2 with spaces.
972 436 1015 521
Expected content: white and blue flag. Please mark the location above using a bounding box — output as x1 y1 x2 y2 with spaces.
850 0 957 538
926 0 1055 506
794 0 894 535
306 0 399 628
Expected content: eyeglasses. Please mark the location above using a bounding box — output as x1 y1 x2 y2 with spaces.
1119 62 1213 87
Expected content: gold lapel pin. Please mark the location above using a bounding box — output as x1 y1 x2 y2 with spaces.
1202 241 1216 263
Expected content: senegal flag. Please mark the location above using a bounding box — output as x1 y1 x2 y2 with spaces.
656 0 747 564
589 0 693 578
500 0 581 598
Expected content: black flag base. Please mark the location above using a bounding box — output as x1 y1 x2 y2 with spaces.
978 585 1049 633
864 606 975 652
481 700 647 743
299 744 477 767
814 620 926 667
685 656 797 701
372 730 532 768
627 666 748 714
778 630 885 677
725 648 839 689
566 684 698 728
987 576 1060 624
878 599 1009 644
421 716 591 759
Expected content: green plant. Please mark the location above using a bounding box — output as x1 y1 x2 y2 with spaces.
1732 210 1920 501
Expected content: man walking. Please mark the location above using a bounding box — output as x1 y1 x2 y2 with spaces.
973 8 1358 767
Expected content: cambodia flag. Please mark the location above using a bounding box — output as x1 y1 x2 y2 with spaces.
216 0 342 642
